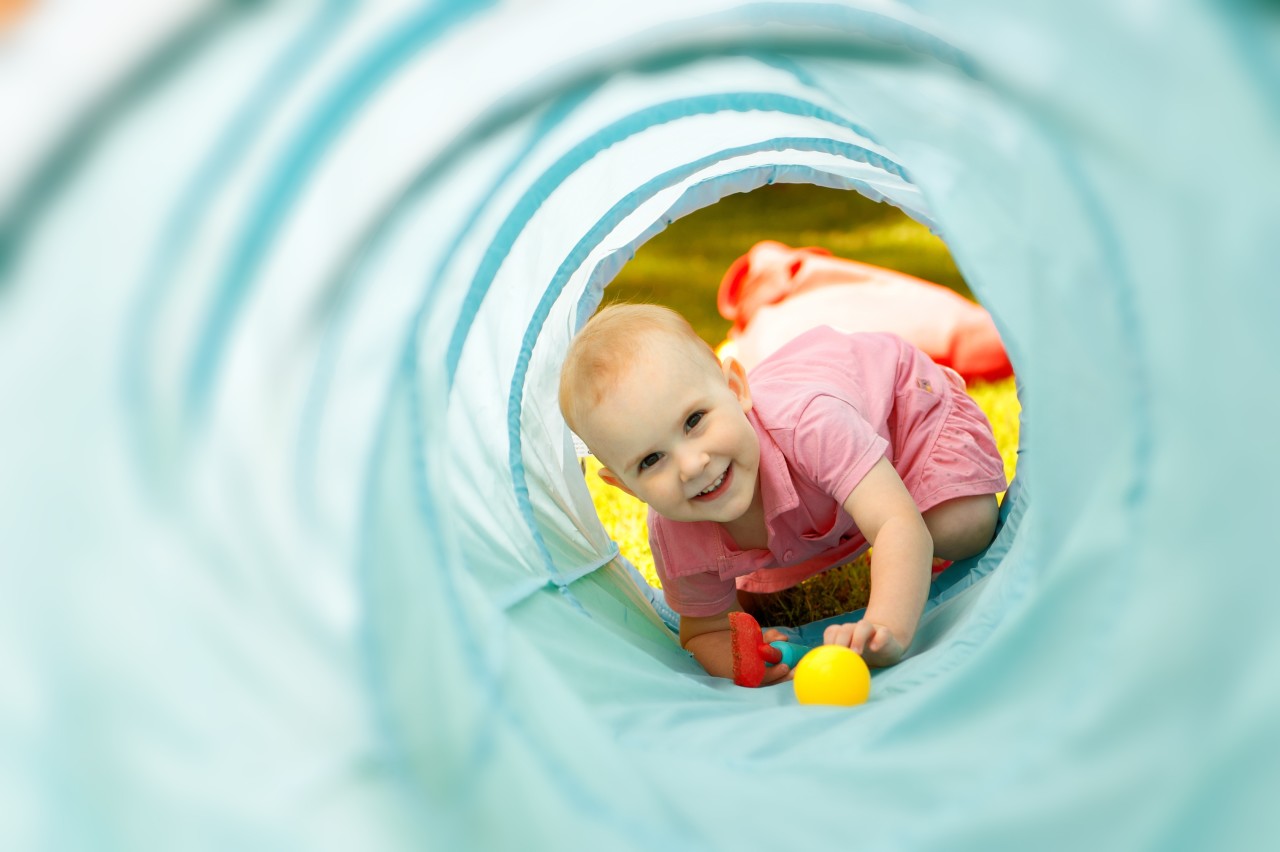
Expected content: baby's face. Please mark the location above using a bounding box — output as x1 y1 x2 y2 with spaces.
578 346 760 525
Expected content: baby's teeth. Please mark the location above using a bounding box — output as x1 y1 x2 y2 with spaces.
699 473 725 496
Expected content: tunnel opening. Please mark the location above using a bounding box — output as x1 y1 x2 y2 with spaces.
564 182 1021 635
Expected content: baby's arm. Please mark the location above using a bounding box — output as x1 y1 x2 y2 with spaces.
825 456 933 667
680 608 792 685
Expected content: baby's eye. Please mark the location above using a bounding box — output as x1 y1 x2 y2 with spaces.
638 452 661 471
685 411 704 431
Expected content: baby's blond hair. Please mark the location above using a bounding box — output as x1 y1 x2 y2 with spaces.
559 303 720 435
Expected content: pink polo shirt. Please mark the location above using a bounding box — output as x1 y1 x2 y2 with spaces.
648 327 1006 618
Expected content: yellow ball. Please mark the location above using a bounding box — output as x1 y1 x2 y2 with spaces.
793 645 871 706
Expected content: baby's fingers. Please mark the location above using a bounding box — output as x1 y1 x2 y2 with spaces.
823 621 875 654
761 664 792 685
860 628 907 668
849 622 876 655
822 622 854 648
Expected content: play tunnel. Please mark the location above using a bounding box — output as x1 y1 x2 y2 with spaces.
2 1 1278 849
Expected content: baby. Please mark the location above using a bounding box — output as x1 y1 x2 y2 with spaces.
559 304 1006 683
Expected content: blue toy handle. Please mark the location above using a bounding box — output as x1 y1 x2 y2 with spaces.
767 641 810 668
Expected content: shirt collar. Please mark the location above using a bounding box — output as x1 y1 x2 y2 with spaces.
748 408 799 523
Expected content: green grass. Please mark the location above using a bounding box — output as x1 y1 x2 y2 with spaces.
605 183 971 347
587 182 1013 626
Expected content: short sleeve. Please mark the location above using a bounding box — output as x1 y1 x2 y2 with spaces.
789 394 889 505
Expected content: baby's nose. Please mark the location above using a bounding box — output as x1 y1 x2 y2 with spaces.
677 445 709 480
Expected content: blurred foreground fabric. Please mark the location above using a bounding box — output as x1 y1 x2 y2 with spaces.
1 1 1278 849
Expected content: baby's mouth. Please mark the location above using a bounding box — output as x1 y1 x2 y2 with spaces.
692 465 731 500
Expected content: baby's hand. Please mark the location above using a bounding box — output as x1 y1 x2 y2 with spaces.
823 620 906 668
760 628 796 683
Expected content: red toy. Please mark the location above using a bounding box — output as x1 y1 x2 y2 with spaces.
728 611 810 687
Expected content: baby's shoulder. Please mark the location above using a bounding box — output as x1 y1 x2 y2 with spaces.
752 373 864 430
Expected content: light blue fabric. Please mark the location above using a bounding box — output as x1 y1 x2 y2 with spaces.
2 1 1278 849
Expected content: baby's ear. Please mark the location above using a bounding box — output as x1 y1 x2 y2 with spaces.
596 467 636 498
722 356 753 412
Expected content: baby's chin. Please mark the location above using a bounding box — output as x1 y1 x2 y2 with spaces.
701 485 759 525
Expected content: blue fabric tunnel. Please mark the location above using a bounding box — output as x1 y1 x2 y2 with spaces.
1 1 1278 849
